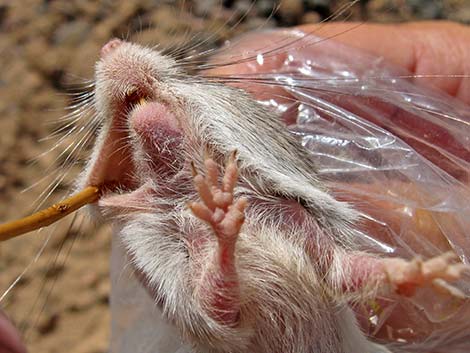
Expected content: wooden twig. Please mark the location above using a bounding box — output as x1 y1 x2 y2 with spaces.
0 186 100 242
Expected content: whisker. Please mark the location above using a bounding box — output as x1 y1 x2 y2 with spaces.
176 0 256 60
181 2 281 69
177 0 352 69
28 118 100 209
22 213 82 340
0 224 58 303
21 110 100 199
34 114 99 167
41 109 95 141
183 1 361 70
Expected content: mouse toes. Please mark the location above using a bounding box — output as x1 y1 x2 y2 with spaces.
421 251 469 281
189 151 247 244
383 251 469 297
188 152 244 326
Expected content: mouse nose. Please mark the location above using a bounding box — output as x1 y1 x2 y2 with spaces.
100 38 123 58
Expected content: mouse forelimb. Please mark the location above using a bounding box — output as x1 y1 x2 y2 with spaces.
189 153 247 325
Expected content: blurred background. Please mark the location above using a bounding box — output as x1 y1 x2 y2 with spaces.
0 1 469 352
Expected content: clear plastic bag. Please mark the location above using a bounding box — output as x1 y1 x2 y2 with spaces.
110 29 470 353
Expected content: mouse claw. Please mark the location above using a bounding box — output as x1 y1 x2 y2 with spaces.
190 161 198 177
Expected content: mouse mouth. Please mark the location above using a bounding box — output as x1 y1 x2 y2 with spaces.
84 91 150 201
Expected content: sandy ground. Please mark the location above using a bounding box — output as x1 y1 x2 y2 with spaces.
0 1 469 352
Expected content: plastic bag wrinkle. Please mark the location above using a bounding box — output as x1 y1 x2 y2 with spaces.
109 31 470 353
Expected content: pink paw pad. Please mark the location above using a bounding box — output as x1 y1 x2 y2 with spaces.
100 38 123 58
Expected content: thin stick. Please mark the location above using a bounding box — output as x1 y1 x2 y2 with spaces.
0 186 100 242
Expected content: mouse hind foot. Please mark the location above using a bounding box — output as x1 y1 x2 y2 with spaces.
340 250 469 300
382 251 469 298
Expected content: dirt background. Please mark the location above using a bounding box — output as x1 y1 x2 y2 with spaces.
0 1 469 352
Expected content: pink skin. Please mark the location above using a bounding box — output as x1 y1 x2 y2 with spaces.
130 101 182 166
0 311 27 353
343 252 468 298
100 38 123 58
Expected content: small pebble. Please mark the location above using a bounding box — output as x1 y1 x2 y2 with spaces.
304 0 331 11
301 11 321 24
53 20 91 46
194 0 219 16
278 0 304 25
244 16 277 30
255 0 277 17
37 313 59 335
407 0 444 19
448 7 470 24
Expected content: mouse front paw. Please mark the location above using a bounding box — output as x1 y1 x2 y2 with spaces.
383 251 469 298
188 152 247 326
189 151 247 248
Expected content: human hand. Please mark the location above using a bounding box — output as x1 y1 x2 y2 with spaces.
0 310 27 353
206 21 470 182
207 21 470 104
299 22 470 104
205 21 470 345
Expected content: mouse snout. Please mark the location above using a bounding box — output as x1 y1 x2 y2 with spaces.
100 38 124 58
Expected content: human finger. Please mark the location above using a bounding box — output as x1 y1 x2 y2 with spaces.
299 22 470 104
0 311 27 353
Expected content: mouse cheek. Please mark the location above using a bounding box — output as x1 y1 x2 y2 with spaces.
130 102 183 164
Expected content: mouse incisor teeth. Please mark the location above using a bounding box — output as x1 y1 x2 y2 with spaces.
138 97 147 105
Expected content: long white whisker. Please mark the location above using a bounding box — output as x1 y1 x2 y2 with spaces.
29 117 100 209
187 1 361 71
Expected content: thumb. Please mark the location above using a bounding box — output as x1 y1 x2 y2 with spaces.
0 311 27 353
299 21 470 104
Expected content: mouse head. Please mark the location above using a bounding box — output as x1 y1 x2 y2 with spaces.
94 39 181 120
79 39 190 217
